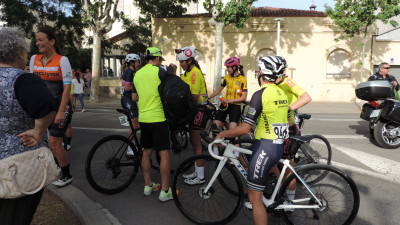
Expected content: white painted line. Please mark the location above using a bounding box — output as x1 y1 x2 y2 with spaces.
331 144 400 184
322 135 368 139
311 118 362 122
73 127 129 132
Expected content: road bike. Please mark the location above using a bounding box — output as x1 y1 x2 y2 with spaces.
171 135 360 225
85 108 191 194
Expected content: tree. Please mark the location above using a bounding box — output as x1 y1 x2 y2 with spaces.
119 0 198 54
205 0 256 92
325 0 400 81
0 0 87 66
82 0 120 102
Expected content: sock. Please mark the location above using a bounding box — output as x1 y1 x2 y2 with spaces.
195 162 204 179
66 137 72 145
213 146 219 155
286 189 296 201
61 164 71 178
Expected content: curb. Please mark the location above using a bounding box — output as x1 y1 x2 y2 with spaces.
47 185 121 225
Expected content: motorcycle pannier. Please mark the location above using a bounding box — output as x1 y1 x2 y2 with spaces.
355 80 392 101
360 103 374 121
380 99 400 123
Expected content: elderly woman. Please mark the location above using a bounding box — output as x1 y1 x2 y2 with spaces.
0 28 56 225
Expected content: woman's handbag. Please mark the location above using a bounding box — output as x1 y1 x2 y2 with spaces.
0 147 60 199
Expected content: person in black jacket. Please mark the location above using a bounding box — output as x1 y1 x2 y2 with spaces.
368 62 399 94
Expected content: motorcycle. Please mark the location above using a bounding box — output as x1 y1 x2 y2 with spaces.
356 80 400 149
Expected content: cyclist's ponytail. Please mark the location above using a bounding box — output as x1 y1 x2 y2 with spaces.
192 58 202 73
238 65 245 76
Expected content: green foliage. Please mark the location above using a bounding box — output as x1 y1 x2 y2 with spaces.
325 0 400 38
117 0 197 54
0 0 87 64
223 0 255 28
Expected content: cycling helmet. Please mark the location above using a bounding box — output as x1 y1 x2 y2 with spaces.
224 57 240 67
125 53 140 63
258 56 286 82
175 46 196 61
145 47 165 61
276 56 287 68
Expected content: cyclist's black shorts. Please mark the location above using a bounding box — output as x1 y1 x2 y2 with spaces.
189 105 211 130
49 101 73 137
215 103 241 124
139 121 170 151
247 139 284 192
121 95 138 119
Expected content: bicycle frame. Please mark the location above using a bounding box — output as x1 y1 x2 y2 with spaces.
205 139 323 210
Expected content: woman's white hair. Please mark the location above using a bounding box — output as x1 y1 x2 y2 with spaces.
0 27 29 64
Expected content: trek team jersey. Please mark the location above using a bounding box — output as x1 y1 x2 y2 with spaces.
221 74 247 105
121 68 134 98
180 66 207 104
29 54 72 103
277 76 306 124
133 64 166 123
244 83 289 143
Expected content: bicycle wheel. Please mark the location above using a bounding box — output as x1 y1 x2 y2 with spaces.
85 135 140 194
172 155 243 225
278 164 360 225
295 135 332 166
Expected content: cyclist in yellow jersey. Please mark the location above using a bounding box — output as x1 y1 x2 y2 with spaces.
176 46 208 185
274 56 312 210
208 57 248 131
132 47 178 202
216 56 289 225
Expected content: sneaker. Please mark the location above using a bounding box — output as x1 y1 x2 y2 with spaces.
244 201 252 209
182 171 197 179
159 187 178 202
66 144 71 151
143 182 160 196
126 146 134 156
52 175 73 187
184 177 205 185
82 108 86 112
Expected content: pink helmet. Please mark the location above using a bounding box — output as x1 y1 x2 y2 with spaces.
224 57 240 67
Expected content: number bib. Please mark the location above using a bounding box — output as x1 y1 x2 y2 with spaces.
272 123 289 144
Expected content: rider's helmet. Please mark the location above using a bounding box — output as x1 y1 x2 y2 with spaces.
258 56 286 82
224 57 240 67
145 47 165 61
125 53 140 63
175 46 196 61
276 56 288 68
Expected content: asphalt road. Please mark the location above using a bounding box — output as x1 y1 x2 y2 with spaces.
66 107 400 225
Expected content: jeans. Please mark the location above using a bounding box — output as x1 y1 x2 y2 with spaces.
74 93 85 109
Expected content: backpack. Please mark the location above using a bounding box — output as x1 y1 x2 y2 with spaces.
158 73 197 129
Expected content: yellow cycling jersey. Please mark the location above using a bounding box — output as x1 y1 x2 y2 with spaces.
278 76 306 124
243 83 289 142
221 74 247 105
181 66 207 104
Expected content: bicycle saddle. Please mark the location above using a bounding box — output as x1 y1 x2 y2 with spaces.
298 114 311 120
116 108 130 115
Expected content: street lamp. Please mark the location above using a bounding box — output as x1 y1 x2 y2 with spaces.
274 18 284 56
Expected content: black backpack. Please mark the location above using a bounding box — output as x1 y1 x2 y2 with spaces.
158 73 197 129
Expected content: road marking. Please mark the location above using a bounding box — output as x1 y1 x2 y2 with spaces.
73 127 129 132
331 144 400 184
311 118 362 122
321 135 368 139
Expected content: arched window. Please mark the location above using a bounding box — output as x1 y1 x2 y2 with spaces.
255 48 275 77
326 50 351 78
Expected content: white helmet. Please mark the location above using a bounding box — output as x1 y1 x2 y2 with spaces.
175 46 196 61
125 53 140 63
258 56 286 82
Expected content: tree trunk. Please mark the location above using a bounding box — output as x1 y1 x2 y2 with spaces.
360 26 368 83
213 22 225 92
90 32 102 103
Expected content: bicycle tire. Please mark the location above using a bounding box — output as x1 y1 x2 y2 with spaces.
172 154 243 225
278 164 360 225
85 135 140 194
296 134 332 166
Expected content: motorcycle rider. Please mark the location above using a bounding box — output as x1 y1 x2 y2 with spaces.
367 62 399 139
